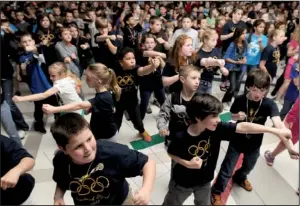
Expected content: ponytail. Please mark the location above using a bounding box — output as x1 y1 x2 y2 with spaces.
108 68 121 101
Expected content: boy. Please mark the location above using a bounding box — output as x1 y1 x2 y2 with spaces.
51 113 156 205
211 69 297 205
163 93 292 205
15 10 30 33
1 135 35 205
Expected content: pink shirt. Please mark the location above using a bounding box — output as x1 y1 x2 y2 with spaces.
284 97 299 144
284 39 299 79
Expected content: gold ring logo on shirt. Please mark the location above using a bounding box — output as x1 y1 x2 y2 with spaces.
117 75 134 87
188 137 211 160
70 176 110 196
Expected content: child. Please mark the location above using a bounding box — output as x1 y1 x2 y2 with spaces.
157 65 200 147
163 93 292 206
197 29 229 94
0 135 35 205
42 63 120 142
13 62 83 115
15 10 30 33
55 27 82 78
51 113 155 205
222 27 248 108
215 16 226 49
162 34 197 94
139 34 166 120
259 29 287 80
114 47 159 142
17 33 58 134
211 69 297 205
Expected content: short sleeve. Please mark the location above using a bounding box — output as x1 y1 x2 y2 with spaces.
53 81 64 94
260 46 270 61
167 131 186 157
162 62 175 77
215 122 237 141
290 64 299 79
52 152 70 191
222 23 230 35
267 99 280 118
230 96 243 114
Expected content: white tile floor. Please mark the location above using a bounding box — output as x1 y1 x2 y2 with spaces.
2 72 299 205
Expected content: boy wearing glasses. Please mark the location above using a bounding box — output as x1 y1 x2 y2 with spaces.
211 69 298 205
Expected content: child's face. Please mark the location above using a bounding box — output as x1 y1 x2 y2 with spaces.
53 8 61 16
255 23 265 34
160 6 166 15
248 87 268 101
261 13 269 23
69 26 79 38
144 37 156 50
181 70 200 92
240 30 247 41
127 17 136 26
61 29 72 42
200 114 221 131
232 10 243 22
49 68 62 82
150 20 162 33
274 31 287 45
219 19 226 27
120 52 136 70
16 12 24 21
149 8 156 16
99 27 108 35
200 19 207 28
41 17 50 28
182 18 192 30
205 34 218 49
108 23 112 32
181 38 193 56
62 128 97 165
88 11 96 21
66 12 73 23
73 10 79 18
241 15 248 22
20 36 35 49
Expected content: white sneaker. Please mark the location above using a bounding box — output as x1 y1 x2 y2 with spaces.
18 130 27 140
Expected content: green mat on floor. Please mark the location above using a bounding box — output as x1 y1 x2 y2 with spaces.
130 112 231 150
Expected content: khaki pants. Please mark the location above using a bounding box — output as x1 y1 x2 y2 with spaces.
122 186 135 205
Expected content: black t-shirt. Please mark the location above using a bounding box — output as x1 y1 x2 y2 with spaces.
1 35 14 80
93 32 120 68
230 94 279 152
222 20 246 53
261 44 280 78
197 48 222 82
143 30 168 54
168 122 237 187
0 135 35 205
88 91 118 139
137 52 163 91
162 62 182 93
121 24 143 53
114 65 139 103
52 140 148 205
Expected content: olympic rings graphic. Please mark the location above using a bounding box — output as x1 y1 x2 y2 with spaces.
188 138 211 161
70 176 110 196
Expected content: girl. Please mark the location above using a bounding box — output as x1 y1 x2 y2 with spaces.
42 63 120 142
243 19 268 86
259 29 287 80
138 34 166 120
274 27 299 102
13 62 83 115
162 34 197 94
114 47 160 142
197 29 229 94
55 27 82 78
206 8 218 29
222 27 248 108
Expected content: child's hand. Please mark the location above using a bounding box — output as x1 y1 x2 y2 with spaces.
117 35 123 39
217 59 225 68
12 96 22 103
54 198 65 205
109 35 116 41
220 67 229 76
159 129 170 137
187 156 203 169
0 168 21 190
42 104 56 114
133 188 151 205
84 108 91 115
42 38 49 46
277 128 292 140
80 44 89 50
236 111 246 121
64 57 72 63
16 74 22 81
156 37 165 44
151 57 160 69
71 53 77 60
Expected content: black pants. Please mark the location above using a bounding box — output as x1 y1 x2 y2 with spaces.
114 93 145 133
271 71 285 96
222 70 242 103
33 95 59 124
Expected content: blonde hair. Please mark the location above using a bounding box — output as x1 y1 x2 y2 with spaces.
291 27 300 44
49 62 82 88
95 18 108 30
201 29 217 43
179 65 201 78
269 29 285 42
87 63 121 101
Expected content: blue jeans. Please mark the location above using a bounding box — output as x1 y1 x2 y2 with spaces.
212 143 260 194
197 80 212 94
139 87 165 120
1 101 22 147
222 70 242 103
1 79 29 131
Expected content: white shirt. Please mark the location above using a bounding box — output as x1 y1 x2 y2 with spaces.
170 28 201 51
53 77 82 114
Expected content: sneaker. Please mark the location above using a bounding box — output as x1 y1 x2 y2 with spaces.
140 130 152 142
34 122 46 134
264 150 275 166
236 179 253 191
124 111 131 121
211 193 223 205
146 106 152 114
18 130 27 140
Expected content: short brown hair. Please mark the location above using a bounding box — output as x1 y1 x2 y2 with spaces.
245 69 271 90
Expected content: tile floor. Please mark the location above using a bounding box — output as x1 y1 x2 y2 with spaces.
2 70 299 205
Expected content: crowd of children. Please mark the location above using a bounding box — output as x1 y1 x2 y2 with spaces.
1 1 299 205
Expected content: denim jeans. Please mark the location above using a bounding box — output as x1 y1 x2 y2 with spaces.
212 143 260 194
1 79 29 131
139 87 165 120
1 101 22 147
280 99 295 120
222 70 242 103
197 80 212 94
